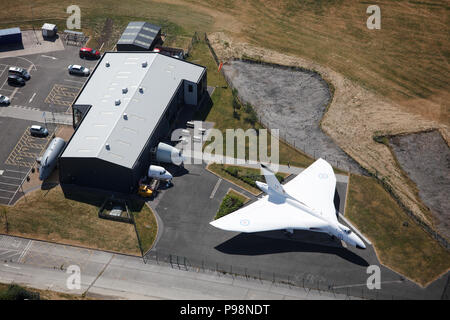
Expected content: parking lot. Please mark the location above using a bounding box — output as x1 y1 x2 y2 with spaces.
0 42 98 205
146 163 447 300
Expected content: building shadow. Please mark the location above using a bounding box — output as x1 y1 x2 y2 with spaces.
43 34 60 43
61 183 145 212
214 232 369 267
193 91 213 121
41 182 58 191
0 43 24 53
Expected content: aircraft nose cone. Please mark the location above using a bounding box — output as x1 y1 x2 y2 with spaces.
355 239 366 249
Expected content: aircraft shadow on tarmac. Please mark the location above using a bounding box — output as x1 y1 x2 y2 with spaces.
214 231 369 267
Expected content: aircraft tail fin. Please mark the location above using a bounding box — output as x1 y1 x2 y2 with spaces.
261 164 287 197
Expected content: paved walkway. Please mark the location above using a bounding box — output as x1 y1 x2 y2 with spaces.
183 150 349 183
0 105 72 124
0 31 65 59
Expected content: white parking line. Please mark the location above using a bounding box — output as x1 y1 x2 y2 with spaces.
41 55 57 60
4 169 29 174
210 178 222 199
64 79 85 84
10 87 18 99
0 195 11 200
1 175 23 181
29 92 36 103
0 181 20 187
0 189 16 193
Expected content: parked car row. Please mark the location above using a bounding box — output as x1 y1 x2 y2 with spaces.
7 66 30 86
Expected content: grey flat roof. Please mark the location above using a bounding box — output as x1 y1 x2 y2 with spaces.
117 21 161 49
61 52 205 168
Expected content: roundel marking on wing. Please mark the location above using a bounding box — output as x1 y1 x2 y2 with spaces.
318 173 328 179
240 219 250 227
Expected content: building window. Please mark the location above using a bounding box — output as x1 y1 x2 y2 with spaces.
188 84 193 93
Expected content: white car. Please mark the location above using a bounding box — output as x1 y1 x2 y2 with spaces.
68 64 90 76
0 95 10 106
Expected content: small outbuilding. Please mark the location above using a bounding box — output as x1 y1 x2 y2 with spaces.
116 21 161 51
42 23 57 38
0 27 22 46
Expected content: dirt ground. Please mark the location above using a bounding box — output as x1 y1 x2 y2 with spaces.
222 60 363 174
389 131 450 240
208 31 450 235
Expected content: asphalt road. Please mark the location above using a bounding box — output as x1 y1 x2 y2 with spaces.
0 234 351 300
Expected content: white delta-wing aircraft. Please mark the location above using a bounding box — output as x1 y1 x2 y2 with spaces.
210 158 366 249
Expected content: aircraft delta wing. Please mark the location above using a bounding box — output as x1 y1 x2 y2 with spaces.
210 158 337 233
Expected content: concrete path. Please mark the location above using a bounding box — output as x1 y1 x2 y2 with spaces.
183 149 349 183
0 105 71 124
0 31 65 59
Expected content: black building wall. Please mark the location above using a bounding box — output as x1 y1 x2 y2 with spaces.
59 157 134 194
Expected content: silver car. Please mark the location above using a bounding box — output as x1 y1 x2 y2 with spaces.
68 64 90 76
0 95 10 106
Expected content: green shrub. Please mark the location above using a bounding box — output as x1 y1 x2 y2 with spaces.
215 194 244 220
0 284 40 300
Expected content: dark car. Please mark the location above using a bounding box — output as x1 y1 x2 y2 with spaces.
7 74 25 86
79 47 101 59
8 66 31 80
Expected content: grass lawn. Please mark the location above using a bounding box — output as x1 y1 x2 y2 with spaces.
208 163 289 195
0 186 141 255
214 189 250 220
132 204 158 254
3 1 446 123
346 174 450 286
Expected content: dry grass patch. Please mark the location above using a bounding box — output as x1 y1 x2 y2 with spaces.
346 174 450 286
133 204 158 254
0 186 140 255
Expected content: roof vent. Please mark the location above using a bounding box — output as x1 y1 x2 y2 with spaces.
105 61 110 67
122 87 128 94
139 87 144 93
142 61 148 68
115 99 121 106
123 113 128 120
105 143 110 150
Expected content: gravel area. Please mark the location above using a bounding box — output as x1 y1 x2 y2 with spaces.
389 130 450 240
222 60 363 174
